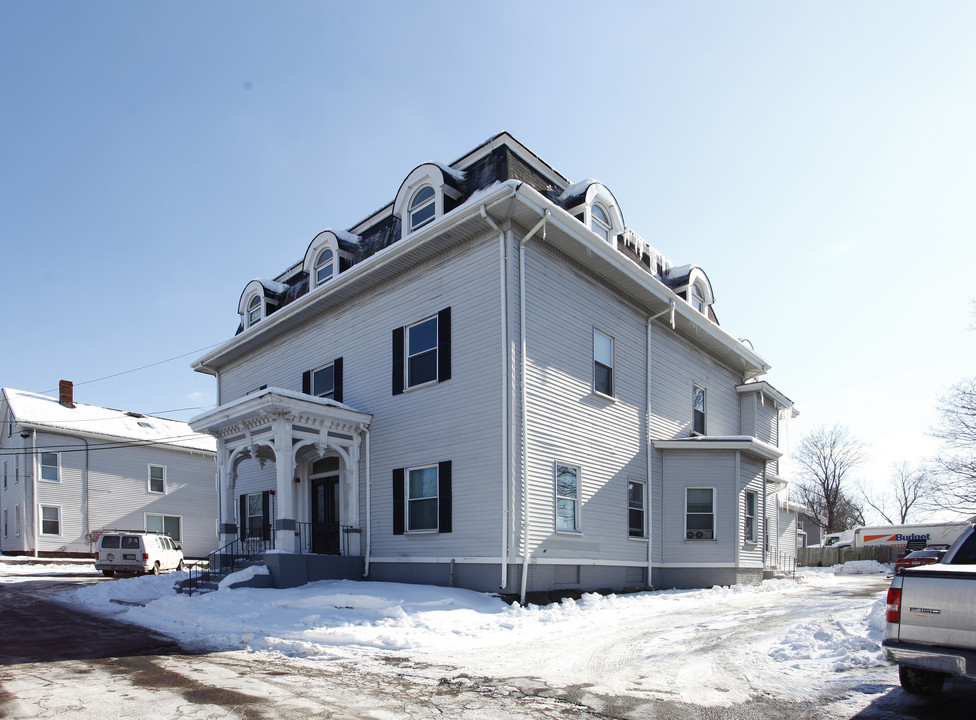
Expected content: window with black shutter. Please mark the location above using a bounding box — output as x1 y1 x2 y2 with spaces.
392 307 451 395
392 461 452 534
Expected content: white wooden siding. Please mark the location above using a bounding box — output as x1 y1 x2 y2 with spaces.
520 242 648 565
219 231 507 560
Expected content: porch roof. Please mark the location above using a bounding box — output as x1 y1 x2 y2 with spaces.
653 435 782 461
189 387 372 438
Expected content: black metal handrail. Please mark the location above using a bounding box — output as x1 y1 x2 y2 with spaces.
177 526 274 596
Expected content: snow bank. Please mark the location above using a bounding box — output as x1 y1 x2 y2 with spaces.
835 560 890 575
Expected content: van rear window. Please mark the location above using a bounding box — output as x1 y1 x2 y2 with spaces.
100 535 121 548
121 536 141 550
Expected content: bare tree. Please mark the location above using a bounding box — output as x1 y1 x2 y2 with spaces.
929 377 976 515
794 424 867 533
860 462 934 524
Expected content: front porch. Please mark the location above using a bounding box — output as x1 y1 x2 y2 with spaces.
189 387 373 563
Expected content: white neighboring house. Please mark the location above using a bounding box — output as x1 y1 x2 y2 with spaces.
190 132 799 597
0 383 217 558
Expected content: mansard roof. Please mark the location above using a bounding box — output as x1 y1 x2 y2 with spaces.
210 133 766 376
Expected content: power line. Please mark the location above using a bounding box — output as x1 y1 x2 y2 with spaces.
36 342 225 395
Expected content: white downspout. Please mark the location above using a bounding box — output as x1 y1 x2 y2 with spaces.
645 301 674 589
30 429 37 557
362 423 372 577
480 204 510 590
518 210 550 605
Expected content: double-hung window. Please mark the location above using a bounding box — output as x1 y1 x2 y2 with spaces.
303 358 343 402
591 203 612 242
247 295 262 326
686 488 714 540
392 461 452 534
692 385 706 435
40 505 60 535
555 463 581 533
593 329 614 397
314 248 335 285
628 480 646 538
148 464 166 494
392 308 451 394
745 490 757 542
40 452 59 482
146 514 182 542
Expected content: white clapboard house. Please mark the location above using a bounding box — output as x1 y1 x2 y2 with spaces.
0 383 217 558
189 132 797 598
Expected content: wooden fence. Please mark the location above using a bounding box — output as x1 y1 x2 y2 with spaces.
797 544 905 567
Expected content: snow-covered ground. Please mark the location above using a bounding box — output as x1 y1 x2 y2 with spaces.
2 557 900 717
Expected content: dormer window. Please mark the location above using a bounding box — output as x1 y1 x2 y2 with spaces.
246 295 262 326
314 248 335 285
691 282 706 313
394 163 464 239
409 185 436 231
591 203 612 242
302 230 357 290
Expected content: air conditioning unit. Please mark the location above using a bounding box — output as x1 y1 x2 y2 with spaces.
686 530 714 540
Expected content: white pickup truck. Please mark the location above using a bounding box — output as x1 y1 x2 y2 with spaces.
883 523 976 694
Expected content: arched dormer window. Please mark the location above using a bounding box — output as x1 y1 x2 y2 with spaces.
409 185 436 231
393 163 464 239
314 248 334 285
246 295 262 326
238 278 285 330
591 203 612 242
302 230 358 290
558 180 624 245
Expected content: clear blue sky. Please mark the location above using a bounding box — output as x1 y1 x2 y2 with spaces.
3 1 975 514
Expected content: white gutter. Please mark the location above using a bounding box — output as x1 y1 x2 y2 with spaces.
362 422 372 577
644 301 675 589
480 202 511 590
518 209 550 605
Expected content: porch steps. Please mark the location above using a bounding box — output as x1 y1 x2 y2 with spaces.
175 553 268 596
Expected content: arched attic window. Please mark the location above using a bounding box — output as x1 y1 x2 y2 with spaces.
685 268 715 317
302 230 358 290
591 203 612 242
393 163 464 239
409 185 436 231
314 248 334 285
691 282 707 313
246 295 263 326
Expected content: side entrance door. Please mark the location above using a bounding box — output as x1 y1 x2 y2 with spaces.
311 476 340 554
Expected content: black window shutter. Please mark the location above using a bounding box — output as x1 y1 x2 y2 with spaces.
261 490 271 541
392 326 405 395
438 460 452 534
302 370 311 395
393 468 405 534
438 307 451 382
333 357 343 403
239 494 247 541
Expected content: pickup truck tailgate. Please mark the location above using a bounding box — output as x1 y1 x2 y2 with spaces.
894 566 976 648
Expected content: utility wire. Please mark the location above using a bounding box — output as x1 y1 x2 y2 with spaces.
37 341 224 395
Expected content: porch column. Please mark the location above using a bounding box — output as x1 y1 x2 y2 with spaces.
273 416 298 552
217 442 237 549
345 436 362 556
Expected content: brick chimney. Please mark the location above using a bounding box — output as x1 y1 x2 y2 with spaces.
59 380 74 408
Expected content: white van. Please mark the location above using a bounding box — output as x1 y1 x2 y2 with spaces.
94 531 184 577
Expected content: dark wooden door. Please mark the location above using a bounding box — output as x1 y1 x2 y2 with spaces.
311 476 340 554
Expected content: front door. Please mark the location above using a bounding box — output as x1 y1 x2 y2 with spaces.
311 475 340 554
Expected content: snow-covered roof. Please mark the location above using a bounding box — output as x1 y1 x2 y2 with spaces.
2 388 216 454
